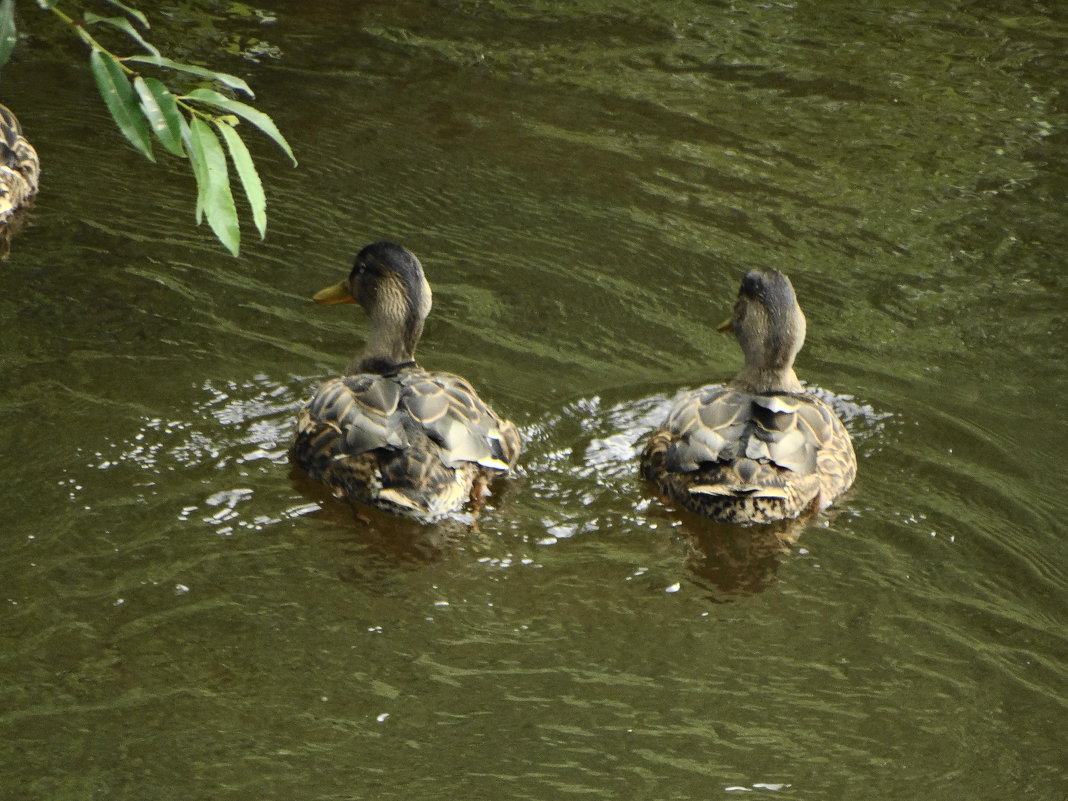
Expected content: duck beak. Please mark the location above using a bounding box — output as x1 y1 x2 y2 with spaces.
313 280 356 305
716 316 734 334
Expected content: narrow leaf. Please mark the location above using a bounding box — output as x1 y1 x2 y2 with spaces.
84 12 159 57
102 0 149 28
134 76 184 157
0 0 16 69
125 55 254 98
184 88 296 166
216 120 266 239
90 49 154 161
180 117 205 223
185 117 240 256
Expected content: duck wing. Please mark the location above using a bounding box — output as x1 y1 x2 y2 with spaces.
651 386 839 499
398 369 521 472
292 367 520 515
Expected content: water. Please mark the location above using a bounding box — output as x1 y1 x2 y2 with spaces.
2 1 1066 798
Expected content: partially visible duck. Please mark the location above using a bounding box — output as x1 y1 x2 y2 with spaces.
0 103 39 224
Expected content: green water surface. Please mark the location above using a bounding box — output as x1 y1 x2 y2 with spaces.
1 1 1065 799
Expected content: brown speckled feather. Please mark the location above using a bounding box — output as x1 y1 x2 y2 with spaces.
0 105 39 223
292 366 521 520
641 385 855 523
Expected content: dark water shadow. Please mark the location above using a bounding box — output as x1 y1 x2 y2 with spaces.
642 489 808 600
286 464 523 578
0 205 33 259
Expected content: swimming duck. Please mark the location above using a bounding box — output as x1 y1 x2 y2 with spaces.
0 104 40 224
640 269 856 524
290 242 522 521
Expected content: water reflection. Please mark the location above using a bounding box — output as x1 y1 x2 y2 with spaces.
293 466 483 562
515 387 886 598
0 206 33 260
80 374 304 533
655 505 798 598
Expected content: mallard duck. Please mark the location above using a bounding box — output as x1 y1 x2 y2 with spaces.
640 269 856 524
290 242 522 521
0 104 40 223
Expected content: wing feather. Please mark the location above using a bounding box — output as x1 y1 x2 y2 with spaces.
292 366 521 519
641 382 855 522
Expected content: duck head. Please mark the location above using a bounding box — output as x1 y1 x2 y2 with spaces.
722 269 806 394
314 242 433 374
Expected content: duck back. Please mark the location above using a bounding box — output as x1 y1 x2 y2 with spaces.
292 366 521 520
641 385 855 524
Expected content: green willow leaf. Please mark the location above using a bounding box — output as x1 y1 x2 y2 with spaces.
90 49 154 161
180 117 205 223
215 121 267 239
185 117 240 256
183 88 296 166
124 55 254 98
83 12 159 57
134 76 184 157
0 0 16 69
102 0 149 28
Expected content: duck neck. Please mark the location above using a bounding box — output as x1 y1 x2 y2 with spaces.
347 293 424 374
730 364 803 395
346 267 432 375
348 321 421 375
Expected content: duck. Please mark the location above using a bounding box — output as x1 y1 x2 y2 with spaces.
640 268 856 524
290 242 522 522
0 103 40 224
